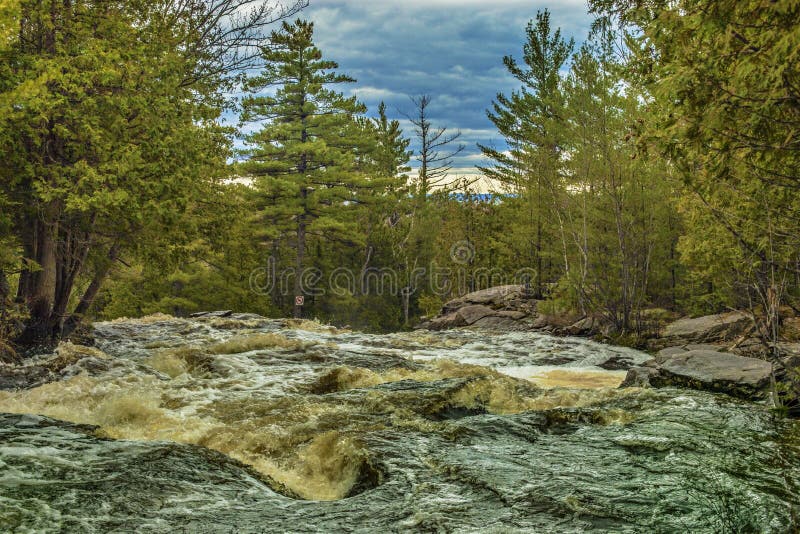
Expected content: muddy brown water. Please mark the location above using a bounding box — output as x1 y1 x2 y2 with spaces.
1 315 798 532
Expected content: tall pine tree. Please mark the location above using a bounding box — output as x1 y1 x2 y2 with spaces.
239 19 378 318
478 9 574 297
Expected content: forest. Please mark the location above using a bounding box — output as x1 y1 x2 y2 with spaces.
2 2 800 531
1 0 798 349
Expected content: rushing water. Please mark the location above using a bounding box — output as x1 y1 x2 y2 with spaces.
1 314 799 532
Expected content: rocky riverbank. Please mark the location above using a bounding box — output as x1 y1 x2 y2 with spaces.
417 285 800 409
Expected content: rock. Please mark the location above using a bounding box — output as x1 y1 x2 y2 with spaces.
620 366 659 388
775 344 800 416
595 355 633 370
684 343 726 352
656 346 687 362
782 317 800 341
778 342 800 359
456 304 495 325
494 310 528 320
229 313 267 321
189 310 233 318
471 316 526 330
441 285 524 314
0 365 50 390
422 285 541 332
653 312 752 348
565 317 597 336
599 322 619 338
728 337 768 359
596 354 640 371
651 350 773 400
426 312 466 331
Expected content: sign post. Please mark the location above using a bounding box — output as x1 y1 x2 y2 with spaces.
293 295 305 319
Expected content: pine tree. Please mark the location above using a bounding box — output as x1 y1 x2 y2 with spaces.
478 9 574 297
371 102 412 182
239 19 379 318
0 0 263 345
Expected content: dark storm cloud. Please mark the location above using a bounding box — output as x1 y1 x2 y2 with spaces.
303 0 594 182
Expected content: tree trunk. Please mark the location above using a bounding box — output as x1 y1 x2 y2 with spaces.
402 288 410 327
293 200 307 319
0 268 9 325
60 244 119 339
18 217 59 346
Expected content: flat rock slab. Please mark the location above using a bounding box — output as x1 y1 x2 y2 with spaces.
494 310 528 320
442 285 525 314
651 350 773 399
456 304 496 325
662 312 750 342
424 312 466 331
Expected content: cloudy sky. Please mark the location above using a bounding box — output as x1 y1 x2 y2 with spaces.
298 0 594 186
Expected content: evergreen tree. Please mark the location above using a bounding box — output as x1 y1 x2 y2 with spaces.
478 9 574 297
0 1 244 345
239 19 379 318
371 102 412 182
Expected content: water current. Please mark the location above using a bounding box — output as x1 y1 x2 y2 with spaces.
1 314 798 532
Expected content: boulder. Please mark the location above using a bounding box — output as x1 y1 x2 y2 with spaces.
597 354 641 371
652 312 752 349
456 304 495 325
494 310 528 320
684 343 726 352
425 312 466 331
656 346 688 362
730 337 769 359
782 317 800 341
565 317 597 336
775 344 800 415
650 350 773 400
471 315 527 331
441 285 524 314
422 285 541 331
620 366 660 388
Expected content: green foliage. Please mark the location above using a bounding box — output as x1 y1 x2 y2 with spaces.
0 0 237 344
477 12 681 333
7 1 796 342
236 19 410 326
0 0 19 48
417 294 444 319
477 9 574 297
591 0 800 346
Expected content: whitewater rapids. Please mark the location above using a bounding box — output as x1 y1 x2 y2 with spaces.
0 314 798 532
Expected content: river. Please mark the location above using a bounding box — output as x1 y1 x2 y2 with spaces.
1 314 798 532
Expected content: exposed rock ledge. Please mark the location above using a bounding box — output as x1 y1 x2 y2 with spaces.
416 285 538 331
418 286 799 408
416 285 618 336
621 349 774 400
